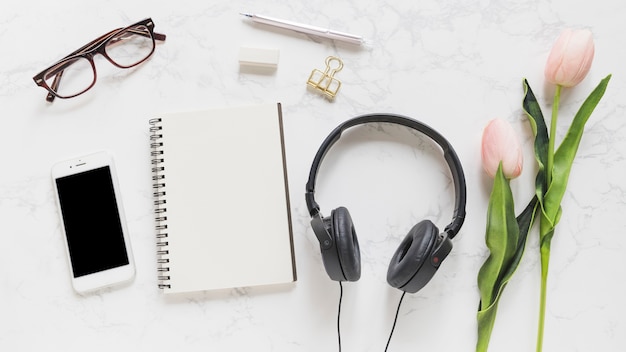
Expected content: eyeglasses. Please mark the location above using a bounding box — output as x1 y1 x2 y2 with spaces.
33 18 166 102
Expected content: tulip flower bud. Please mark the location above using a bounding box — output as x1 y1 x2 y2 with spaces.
544 29 595 88
481 118 523 179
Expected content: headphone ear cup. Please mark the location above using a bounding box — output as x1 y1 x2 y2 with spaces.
387 220 439 293
331 207 361 281
313 214 345 282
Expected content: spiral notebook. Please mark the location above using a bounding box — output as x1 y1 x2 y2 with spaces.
149 103 296 294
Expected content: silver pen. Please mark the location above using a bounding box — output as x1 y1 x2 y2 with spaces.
240 13 365 46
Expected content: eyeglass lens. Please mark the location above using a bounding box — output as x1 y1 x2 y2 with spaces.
105 25 154 67
44 57 95 99
43 24 155 99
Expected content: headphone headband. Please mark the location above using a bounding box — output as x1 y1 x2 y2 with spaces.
305 113 466 238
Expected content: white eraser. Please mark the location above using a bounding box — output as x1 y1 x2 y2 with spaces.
239 47 280 68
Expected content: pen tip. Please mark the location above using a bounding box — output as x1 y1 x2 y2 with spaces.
240 13 252 18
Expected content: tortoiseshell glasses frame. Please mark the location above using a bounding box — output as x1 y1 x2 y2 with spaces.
33 18 166 102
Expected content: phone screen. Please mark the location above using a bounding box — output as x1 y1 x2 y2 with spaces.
55 166 130 278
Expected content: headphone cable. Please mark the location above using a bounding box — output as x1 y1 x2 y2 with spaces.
337 281 343 352
336 283 406 352
384 291 406 352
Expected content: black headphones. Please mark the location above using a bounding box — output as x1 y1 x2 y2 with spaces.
305 113 467 293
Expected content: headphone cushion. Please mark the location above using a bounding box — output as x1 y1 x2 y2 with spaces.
331 207 361 281
387 220 438 289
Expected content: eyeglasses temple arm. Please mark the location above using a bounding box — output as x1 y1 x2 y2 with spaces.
107 30 167 47
63 29 122 60
46 71 63 102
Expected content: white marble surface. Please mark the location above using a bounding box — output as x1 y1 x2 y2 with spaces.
1 0 625 351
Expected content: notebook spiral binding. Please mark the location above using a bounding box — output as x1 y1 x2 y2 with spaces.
149 117 171 289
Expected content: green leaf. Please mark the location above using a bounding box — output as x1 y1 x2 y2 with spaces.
542 75 612 224
477 166 519 307
522 79 550 198
477 301 499 352
506 196 538 278
522 79 558 243
476 167 538 352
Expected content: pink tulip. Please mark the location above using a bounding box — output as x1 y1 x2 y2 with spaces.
544 29 595 88
481 119 523 179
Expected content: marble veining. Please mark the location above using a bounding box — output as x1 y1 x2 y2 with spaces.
1 0 625 351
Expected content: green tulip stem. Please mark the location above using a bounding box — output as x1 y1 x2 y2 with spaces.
546 85 562 185
536 84 561 352
537 239 552 352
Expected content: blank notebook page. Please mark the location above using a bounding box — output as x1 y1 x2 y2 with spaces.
154 103 296 294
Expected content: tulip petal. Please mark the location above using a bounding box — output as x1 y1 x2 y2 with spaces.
544 29 595 87
481 119 523 179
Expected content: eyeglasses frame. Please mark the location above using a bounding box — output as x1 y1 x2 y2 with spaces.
33 18 166 102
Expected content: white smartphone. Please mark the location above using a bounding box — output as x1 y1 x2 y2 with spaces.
51 151 135 294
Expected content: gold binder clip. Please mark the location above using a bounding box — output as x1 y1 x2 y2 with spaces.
307 56 343 99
